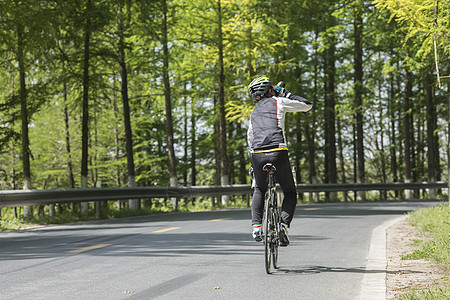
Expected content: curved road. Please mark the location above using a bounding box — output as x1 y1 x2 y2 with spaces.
0 200 442 299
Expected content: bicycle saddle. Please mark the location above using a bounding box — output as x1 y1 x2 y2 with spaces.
262 163 276 173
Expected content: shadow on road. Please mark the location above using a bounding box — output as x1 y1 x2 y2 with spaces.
274 265 427 276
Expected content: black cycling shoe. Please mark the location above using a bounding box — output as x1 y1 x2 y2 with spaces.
279 223 290 247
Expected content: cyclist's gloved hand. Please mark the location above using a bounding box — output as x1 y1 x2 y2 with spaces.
273 85 284 96
273 81 287 96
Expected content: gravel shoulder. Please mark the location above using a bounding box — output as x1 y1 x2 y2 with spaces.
386 217 449 299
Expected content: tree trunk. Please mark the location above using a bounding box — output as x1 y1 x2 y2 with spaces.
295 121 303 202
389 74 399 198
306 31 319 203
217 0 229 205
9 76 17 217
403 69 413 199
80 0 91 213
64 106 75 190
447 63 450 203
118 1 139 209
354 1 365 201
112 85 121 187
161 0 178 209
213 92 221 207
425 72 437 197
17 23 33 217
60 59 76 192
183 89 188 186
323 36 337 201
378 79 387 200
337 116 347 202
190 97 197 188
90 98 98 188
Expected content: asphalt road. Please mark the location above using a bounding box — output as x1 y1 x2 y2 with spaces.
0 200 443 300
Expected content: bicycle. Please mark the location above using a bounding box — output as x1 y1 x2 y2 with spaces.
261 163 280 274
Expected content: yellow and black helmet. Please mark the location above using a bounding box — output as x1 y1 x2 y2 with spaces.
248 76 272 101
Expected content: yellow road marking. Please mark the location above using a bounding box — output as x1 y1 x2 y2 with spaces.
152 227 181 233
210 218 231 222
68 243 111 253
304 208 320 211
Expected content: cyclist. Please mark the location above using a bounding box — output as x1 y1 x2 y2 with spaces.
247 76 312 246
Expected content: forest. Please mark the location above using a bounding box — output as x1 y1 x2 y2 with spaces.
0 0 449 217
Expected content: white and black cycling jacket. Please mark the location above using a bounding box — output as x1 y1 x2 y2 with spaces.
247 93 312 153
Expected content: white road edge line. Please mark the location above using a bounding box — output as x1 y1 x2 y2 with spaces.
359 215 407 300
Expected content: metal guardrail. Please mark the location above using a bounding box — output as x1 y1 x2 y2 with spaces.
295 182 448 192
0 185 252 208
0 182 447 208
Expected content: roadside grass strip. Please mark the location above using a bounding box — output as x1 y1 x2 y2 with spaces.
401 204 450 298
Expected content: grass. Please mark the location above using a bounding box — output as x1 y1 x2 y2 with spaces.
400 204 450 299
0 217 28 231
401 278 450 300
403 204 450 263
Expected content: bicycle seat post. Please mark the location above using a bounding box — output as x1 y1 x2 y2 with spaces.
263 163 276 188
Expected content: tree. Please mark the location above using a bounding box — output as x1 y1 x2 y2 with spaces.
403 68 413 199
354 0 365 201
323 7 337 201
16 21 32 216
161 0 179 208
425 71 438 196
215 0 230 205
1 0 52 217
117 0 138 209
373 0 450 86
80 0 92 213
374 0 449 201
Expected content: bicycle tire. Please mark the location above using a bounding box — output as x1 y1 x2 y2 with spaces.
272 192 279 269
263 192 272 274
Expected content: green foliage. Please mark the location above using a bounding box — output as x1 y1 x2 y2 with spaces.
373 0 450 75
0 217 26 231
399 204 450 298
0 0 449 219
403 204 450 264
401 281 450 300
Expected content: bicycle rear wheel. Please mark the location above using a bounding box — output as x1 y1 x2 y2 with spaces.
272 198 280 269
263 194 272 274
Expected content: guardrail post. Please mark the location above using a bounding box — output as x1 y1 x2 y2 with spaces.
169 177 178 210
311 177 319 202
80 177 89 214
128 177 140 210
49 204 55 217
404 179 412 200
221 175 230 206
23 181 33 218
95 181 102 218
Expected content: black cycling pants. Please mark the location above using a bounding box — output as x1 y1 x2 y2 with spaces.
250 150 297 226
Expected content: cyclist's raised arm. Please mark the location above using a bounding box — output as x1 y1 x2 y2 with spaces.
278 94 312 112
